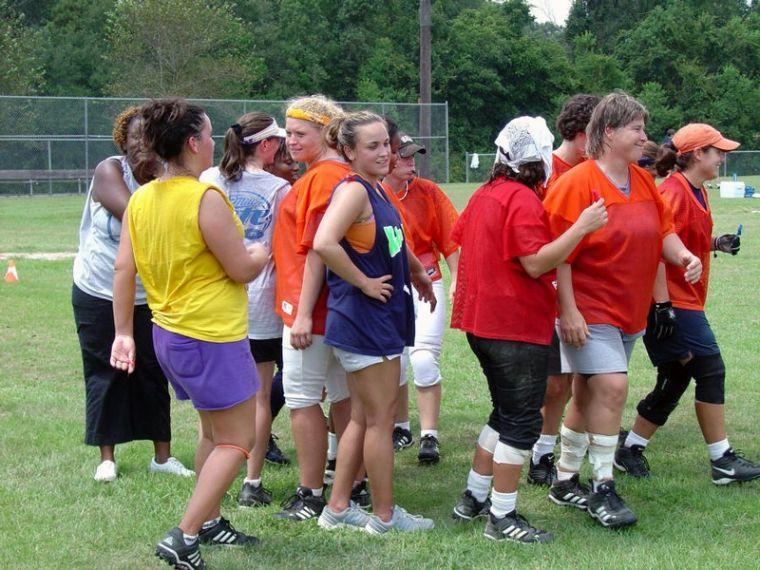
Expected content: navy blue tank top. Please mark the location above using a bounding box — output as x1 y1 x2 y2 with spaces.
324 175 415 356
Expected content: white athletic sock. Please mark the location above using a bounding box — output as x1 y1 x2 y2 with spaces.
310 487 323 497
624 431 649 449
532 434 557 464
707 438 730 461
421 429 439 439
556 469 575 482
327 432 338 460
352 478 366 489
182 532 198 545
395 421 411 431
588 433 618 483
244 478 261 487
489 489 517 518
466 468 492 503
200 516 220 530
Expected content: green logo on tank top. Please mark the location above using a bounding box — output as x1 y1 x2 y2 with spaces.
383 225 404 257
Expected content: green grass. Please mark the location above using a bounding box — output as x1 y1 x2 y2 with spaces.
0 186 758 568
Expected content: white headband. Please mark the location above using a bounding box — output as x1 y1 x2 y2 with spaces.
494 116 554 183
243 119 282 145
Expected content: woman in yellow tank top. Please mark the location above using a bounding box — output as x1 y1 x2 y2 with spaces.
110 98 268 569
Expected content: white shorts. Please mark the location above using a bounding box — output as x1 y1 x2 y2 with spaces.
282 326 349 409
333 348 401 374
400 278 446 387
558 323 643 375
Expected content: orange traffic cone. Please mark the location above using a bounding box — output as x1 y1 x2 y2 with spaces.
4 259 19 283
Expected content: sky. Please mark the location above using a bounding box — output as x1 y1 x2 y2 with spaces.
528 0 573 25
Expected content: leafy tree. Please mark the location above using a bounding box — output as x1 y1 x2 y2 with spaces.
105 0 264 98
636 82 683 142
0 0 43 94
571 32 631 94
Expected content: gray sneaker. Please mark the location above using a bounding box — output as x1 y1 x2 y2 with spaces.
364 505 435 534
317 502 371 531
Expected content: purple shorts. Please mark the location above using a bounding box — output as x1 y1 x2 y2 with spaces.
152 326 259 411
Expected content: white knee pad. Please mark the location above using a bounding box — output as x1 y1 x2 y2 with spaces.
587 433 617 482
410 347 442 387
559 425 590 473
399 348 410 387
493 441 530 465
477 424 499 454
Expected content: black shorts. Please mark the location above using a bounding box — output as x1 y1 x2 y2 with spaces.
546 329 563 376
643 307 720 367
249 337 283 368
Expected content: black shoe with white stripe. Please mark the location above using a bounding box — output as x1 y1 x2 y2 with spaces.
155 527 205 569
586 480 637 528
527 453 557 486
273 486 326 521
484 511 553 544
198 517 260 547
711 448 760 485
393 427 414 451
350 479 371 508
452 490 491 522
418 434 440 464
548 473 590 509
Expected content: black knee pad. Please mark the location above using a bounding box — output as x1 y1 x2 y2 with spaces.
636 362 692 426
687 354 725 405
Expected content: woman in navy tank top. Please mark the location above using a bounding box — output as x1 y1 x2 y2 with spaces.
313 112 437 533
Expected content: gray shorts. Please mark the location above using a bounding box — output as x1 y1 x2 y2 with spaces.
558 323 644 375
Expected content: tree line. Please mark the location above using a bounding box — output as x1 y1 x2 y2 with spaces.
2 0 758 180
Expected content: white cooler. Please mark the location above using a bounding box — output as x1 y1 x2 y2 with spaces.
719 181 745 198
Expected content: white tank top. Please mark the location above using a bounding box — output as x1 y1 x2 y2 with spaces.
73 156 147 303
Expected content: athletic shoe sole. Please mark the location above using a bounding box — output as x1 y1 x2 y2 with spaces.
712 475 760 485
394 441 414 452
156 544 202 570
586 509 637 529
317 517 367 531
451 506 488 522
483 530 551 544
418 455 440 465
613 459 650 478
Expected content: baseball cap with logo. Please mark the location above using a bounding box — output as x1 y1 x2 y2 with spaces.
671 123 740 155
397 132 427 158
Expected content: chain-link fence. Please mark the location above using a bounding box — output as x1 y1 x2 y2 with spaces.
464 152 496 184
0 96 449 195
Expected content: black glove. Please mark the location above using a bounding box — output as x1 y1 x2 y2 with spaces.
713 234 740 255
653 301 677 340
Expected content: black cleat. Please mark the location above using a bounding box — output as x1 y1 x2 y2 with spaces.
711 448 760 485
274 486 326 521
548 473 590 509
198 516 260 547
452 490 491 522
527 453 557 486
155 527 205 569
350 479 372 508
265 434 290 465
484 511 553 544
393 427 414 452
614 444 651 478
586 480 637 528
418 434 440 464
238 481 273 507
324 458 336 486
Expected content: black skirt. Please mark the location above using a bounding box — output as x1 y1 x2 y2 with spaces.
72 284 171 446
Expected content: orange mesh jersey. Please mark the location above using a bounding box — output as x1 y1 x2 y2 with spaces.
659 172 712 310
543 160 674 334
391 177 459 281
272 160 350 334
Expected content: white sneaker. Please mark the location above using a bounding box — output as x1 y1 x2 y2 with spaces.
94 460 117 482
149 457 195 477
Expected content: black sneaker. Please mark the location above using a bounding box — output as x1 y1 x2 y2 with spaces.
527 453 557 486
265 434 290 466
351 479 372 508
238 481 273 507
484 511 553 544
324 458 336 486
155 527 205 569
614 444 651 478
198 516 260 547
586 480 637 528
452 490 491 522
418 434 440 464
548 473 590 509
273 486 326 521
393 427 414 451
711 448 760 485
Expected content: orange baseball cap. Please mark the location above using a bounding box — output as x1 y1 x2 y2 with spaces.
672 123 740 155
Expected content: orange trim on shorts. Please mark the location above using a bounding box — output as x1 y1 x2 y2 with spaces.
217 444 251 460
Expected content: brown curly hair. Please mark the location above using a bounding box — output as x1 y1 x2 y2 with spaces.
112 106 142 153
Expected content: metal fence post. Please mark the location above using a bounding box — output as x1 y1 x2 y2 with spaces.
84 98 90 185
445 102 450 183
465 153 469 184
47 140 53 194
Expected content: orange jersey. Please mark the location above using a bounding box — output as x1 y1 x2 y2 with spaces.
272 160 350 334
543 160 674 333
391 177 459 281
659 172 712 310
546 153 575 189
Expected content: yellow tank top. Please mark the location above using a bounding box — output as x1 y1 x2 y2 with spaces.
127 176 248 342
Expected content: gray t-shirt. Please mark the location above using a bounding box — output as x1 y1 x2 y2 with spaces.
200 167 290 339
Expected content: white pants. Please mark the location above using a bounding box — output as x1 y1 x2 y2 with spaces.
400 279 446 388
282 326 349 409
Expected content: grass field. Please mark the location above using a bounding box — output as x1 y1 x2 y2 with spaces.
0 184 758 569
